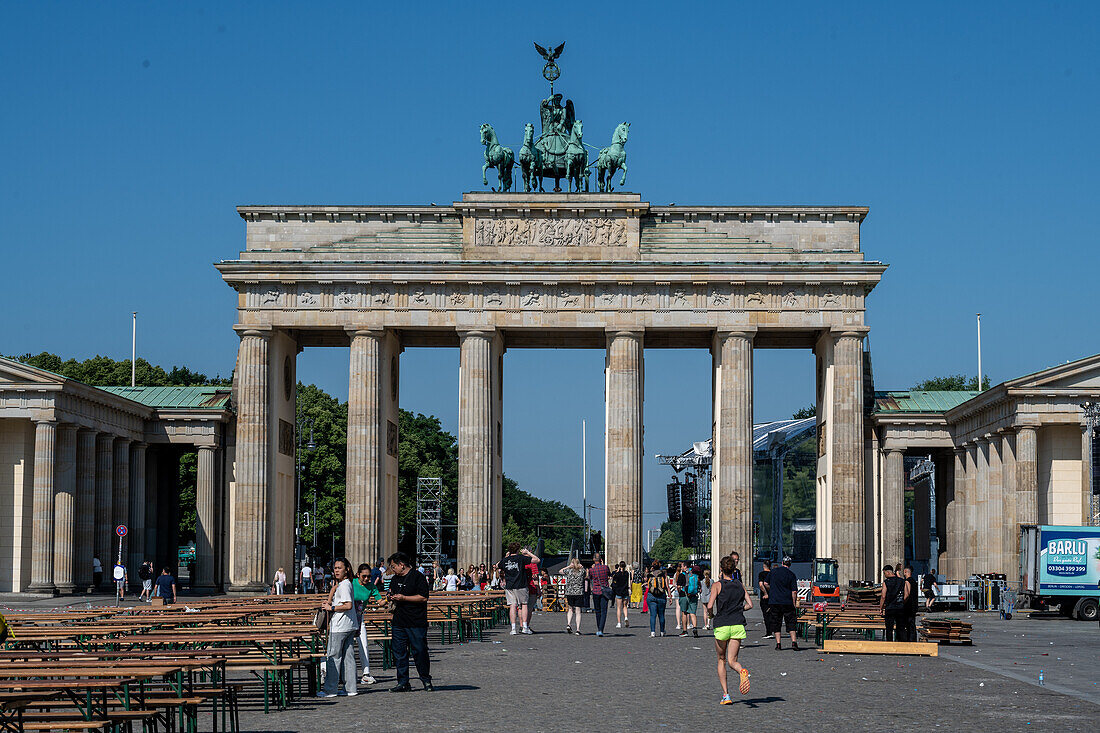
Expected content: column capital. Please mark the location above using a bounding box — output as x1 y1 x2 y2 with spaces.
347 327 385 340
975 435 990 445
130 441 147 450
884 447 905 457
713 327 756 343
458 327 496 340
604 327 644 339
1014 421 1040 432
34 418 58 427
953 446 966 456
233 325 272 340
830 326 870 338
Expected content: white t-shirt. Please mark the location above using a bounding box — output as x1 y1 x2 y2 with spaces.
445 573 458 592
301 565 312 579
329 579 357 633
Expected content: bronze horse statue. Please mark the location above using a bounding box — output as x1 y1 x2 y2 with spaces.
596 122 629 192
481 123 515 192
565 120 588 193
518 122 543 193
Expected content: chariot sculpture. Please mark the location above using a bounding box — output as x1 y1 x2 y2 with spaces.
481 42 630 194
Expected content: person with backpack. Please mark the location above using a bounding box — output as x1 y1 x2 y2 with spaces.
767 556 800 650
680 565 701 637
647 561 668 637
137 561 154 603
879 564 910 641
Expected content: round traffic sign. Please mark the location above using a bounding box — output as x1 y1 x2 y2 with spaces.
116 525 127 537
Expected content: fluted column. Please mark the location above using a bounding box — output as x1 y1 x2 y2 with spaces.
1000 431 1017 578
74 429 97 590
111 439 130 557
195 445 217 590
831 329 867 583
882 449 905 568
973 437 990 574
52 425 78 594
144 449 158 562
1016 426 1038 526
93 434 114 585
986 437 1003 573
964 444 978 573
604 329 644 567
230 328 270 592
458 329 501 568
1081 423 1093 525
346 329 384 566
127 443 146 583
945 448 966 579
711 329 753 564
26 419 58 593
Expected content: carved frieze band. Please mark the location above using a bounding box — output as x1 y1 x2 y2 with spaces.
473 217 628 247
244 282 864 313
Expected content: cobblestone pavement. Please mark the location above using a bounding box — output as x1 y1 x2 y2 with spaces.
232 609 1098 733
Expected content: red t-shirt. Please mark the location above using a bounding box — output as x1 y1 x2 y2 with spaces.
526 563 540 595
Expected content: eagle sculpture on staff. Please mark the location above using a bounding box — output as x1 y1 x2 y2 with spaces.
534 42 565 63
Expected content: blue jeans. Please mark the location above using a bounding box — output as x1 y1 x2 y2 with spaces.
392 626 431 686
592 593 609 632
649 597 666 633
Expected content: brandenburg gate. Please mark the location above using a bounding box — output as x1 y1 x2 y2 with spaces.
217 192 885 591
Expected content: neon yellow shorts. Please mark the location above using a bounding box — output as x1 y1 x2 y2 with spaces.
714 624 747 641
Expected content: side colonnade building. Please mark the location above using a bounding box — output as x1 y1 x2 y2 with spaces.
0 357 233 594
870 354 1100 580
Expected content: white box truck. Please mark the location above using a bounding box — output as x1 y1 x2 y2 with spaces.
1019 524 1100 621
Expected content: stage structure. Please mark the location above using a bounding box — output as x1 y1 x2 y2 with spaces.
415 477 444 566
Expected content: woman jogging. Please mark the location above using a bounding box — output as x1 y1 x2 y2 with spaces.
561 556 586 634
707 554 753 704
647 561 668 637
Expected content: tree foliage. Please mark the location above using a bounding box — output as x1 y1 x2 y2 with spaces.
12 352 231 386
649 520 694 562
911 374 990 391
791 405 816 420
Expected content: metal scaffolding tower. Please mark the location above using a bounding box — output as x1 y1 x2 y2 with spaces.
416 477 443 563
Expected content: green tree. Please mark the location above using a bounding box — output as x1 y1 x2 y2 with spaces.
296 383 348 550
912 374 990 391
791 405 816 420
649 520 693 562
12 351 231 386
178 451 197 544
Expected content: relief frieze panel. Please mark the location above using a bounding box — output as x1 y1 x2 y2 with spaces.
473 217 628 247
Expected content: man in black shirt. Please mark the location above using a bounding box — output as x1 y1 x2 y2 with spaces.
879 565 909 642
922 568 938 611
902 567 920 642
766 556 800 651
386 552 432 692
757 559 773 640
497 542 540 635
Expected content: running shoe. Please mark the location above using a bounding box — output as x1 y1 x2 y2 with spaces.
360 674 377 685
624 618 629 627
522 627 533 634
510 629 518 635
692 628 699 638
679 630 688 637
791 641 801 651
565 626 572 634
650 631 655 637
720 694 733 705
738 668 750 695
616 623 621 629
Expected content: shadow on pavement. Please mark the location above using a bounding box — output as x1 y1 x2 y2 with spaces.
731 696 785 708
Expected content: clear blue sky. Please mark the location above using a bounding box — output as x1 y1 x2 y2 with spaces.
3 3 1098 533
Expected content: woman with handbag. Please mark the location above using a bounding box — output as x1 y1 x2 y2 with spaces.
588 553 611 637
561 557 586 635
611 561 631 629
647 561 668 637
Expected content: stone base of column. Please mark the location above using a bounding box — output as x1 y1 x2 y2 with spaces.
22 583 58 597
54 582 76 595
225 582 267 596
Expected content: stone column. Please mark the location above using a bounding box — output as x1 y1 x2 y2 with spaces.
127 443 146 582
194 445 217 591
882 449 905 567
346 329 384 566
1000 431 1018 578
74 429 97 590
230 329 270 593
26 419 58 593
111 439 130 549
93 434 114 585
144 449 158 562
945 448 966 579
831 329 867 583
52 425 78 594
1016 426 1039 526
1081 423 1093 525
986 437 1003 573
973 437 990 574
711 329 753 563
458 329 502 568
605 329 644 567
964 444 978 574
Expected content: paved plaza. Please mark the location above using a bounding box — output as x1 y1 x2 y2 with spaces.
236 609 1094 732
